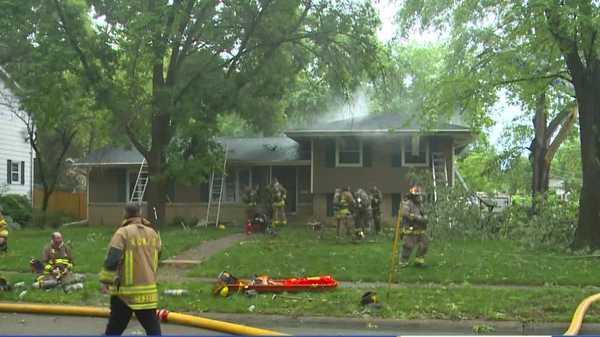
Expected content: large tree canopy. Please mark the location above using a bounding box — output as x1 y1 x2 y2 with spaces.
399 1 600 248
0 0 383 222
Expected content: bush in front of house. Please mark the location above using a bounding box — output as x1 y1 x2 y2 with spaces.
0 193 33 227
168 215 199 228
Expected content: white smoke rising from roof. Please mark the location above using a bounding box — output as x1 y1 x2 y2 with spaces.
319 86 371 125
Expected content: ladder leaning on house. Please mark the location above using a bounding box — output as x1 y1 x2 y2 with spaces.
203 145 228 228
431 152 448 202
130 159 150 206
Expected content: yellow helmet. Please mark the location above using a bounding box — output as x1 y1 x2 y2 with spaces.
218 224 226 230
219 285 229 297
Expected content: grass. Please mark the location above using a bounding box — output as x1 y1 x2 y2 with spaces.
189 227 600 287
1 271 599 323
1 223 599 323
0 225 240 273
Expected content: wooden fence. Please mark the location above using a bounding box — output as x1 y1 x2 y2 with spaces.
33 189 86 220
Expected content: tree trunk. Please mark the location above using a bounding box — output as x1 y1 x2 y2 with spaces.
572 72 600 248
531 93 549 211
42 187 52 212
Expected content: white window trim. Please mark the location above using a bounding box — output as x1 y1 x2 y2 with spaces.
10 161 21 184
401 137 430 167
335 138 363 167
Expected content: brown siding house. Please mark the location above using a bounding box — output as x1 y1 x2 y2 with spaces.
76 114 474 226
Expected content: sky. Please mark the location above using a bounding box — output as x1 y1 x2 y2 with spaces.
372 0 522 147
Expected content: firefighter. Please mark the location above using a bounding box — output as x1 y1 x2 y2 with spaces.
0 207 7 253
353 188 371 239
271 178 287 227
335 186 355 238
41 232 73 265
242 184 259 223
31 232 84 289
99 203 162 336
369 186 383 234
398 185 429 268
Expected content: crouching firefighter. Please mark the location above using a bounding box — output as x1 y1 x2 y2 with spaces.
99 203 162 336
31 232 84 289
399 185 429 268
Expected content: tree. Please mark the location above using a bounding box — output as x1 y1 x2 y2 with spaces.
1 0 382 223
0 66 102 213
398 1 600 247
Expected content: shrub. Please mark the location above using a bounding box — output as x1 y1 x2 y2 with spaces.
507 194 577 250
168 215 198 228
0 194 33 226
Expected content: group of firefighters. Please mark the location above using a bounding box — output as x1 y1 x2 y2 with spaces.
334 184 429 267
241 180 430 268
242 177 289 229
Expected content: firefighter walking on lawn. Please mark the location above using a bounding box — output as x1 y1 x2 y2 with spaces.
99 203 162 335
399 185 429 268
271 178 287 227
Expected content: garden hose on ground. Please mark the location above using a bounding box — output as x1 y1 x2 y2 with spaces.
0 302 287 336
564 292 600 335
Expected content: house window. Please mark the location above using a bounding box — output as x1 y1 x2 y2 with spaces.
402 136 429 167
6 160 23 185
336 137 362 167
11 162 20 183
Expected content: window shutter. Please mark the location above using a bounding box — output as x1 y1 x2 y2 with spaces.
324 139 335 168
363 142 372 167
20 161 25 185
326 193 334 217
6 160 11 184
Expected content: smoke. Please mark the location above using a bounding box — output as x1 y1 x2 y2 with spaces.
285 85 372 131
325 86 371 124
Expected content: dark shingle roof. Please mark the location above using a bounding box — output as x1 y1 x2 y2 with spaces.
76 137 304 166
286 113 470 134
75 147 145 166
219 137 303 163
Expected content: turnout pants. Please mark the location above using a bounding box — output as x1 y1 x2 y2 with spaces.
272 204 287 226
105 295 161 336
400 233 429 264
372 211 381 233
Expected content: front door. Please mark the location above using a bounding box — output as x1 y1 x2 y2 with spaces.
271 166 297 213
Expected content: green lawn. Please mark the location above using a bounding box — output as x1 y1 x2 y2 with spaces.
0 225 240 273
189 227 600 287
1 271 599 323
1 224 599 323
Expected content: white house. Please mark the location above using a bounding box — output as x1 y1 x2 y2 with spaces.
0 71 34 199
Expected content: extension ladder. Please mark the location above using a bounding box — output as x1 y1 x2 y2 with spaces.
204 145 228 227
431 152 448 202
130 159 149 205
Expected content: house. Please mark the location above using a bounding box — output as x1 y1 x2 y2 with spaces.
0 73 34 199
76 113 474 226
549 176 567 200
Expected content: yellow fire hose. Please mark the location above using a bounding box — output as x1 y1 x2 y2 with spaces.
564 292 600 335
0 302 287 336
386 202 403 300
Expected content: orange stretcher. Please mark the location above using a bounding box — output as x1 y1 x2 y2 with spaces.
217 273 337 294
